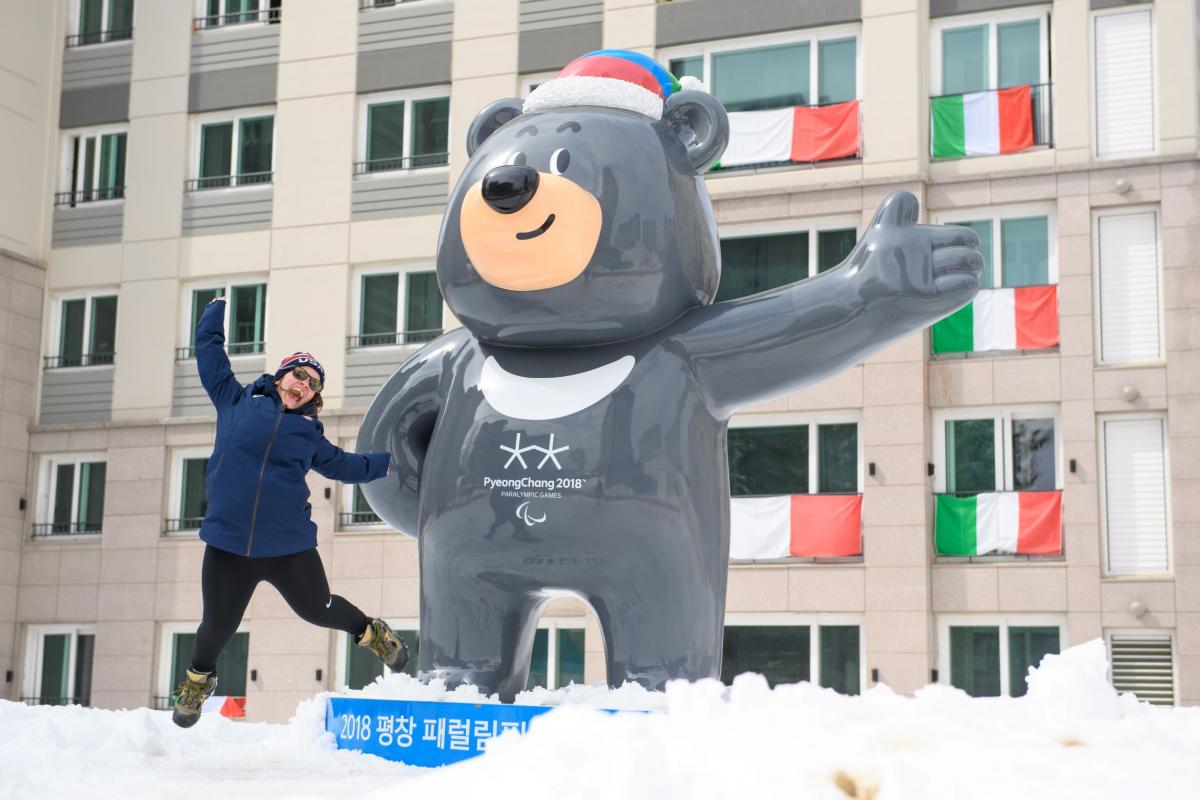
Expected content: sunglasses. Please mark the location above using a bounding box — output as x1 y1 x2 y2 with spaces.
291 366 323 392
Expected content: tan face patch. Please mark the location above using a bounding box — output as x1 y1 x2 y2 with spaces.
460 173 602 292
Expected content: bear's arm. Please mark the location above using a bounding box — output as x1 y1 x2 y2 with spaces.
356 329 471 537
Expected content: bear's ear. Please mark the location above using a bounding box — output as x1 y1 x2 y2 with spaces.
663 90 729 173
466 98 524 157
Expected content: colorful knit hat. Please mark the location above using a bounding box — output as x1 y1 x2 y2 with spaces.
274 352 324 388
524 49 697 120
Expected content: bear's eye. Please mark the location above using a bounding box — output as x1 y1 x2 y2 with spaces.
550 148 570 175
506 151 527 167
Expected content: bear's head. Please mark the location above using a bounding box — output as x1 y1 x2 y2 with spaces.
437 51 729 348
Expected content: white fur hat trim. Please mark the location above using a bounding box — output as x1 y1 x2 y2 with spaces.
524 75 665 120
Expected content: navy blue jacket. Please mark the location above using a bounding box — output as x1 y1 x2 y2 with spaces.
196 299 389 557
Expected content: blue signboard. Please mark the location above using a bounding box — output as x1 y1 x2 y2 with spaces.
325 697 554 767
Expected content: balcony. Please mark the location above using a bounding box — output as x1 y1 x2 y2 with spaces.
930 83 1053 161
54 187 124 207
340 511 384 528
931 285 1059 356
353 153 450 176
193 6 280 31
729 493 862 561
185 172 273 192
175 341 265 360
65 29 132 47
934 490 1062 559
715 100 861 172
164 518 204 533
44 353 115 369
32 522 101 538
348 329 442 349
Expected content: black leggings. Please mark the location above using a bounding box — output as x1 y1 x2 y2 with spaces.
190 545 373 674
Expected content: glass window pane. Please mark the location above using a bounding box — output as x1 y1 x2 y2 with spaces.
73 633 94 706
1000 216 1049 287
412 98 450 167
405 272 443 343
81 137 96 198
942 26 989 95
174 631 250 696
361 273 399 341
818 423 858 493
108 0 135 32
818 625 860 695
998 20 1040 88
949 625 1000 697
716 233 809 303
1008 626 1059 697
237 116 273 180
722 626 810 687
946 418 996 494
556 629 585 689
817 228 856 273
88 296 117 360
229 284 265 351
190 288 225 348
60 299 86 363
199 123 233 186
79 0 103 40
818 38 856 104
669 56 703 82
40 634 71 703
1012 417 1055 491
526 629 550 689
78 462 105 531
181 458 209 522
367 102 405 168
713 43 809 112
958 220 994 288
97 133 126 198
53 464 76 529
344 629 418 688
728 425 808 496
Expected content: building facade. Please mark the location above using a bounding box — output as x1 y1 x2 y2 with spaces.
0 0 1196 721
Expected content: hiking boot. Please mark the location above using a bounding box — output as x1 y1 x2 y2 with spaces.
172 668 218 729
358 619 409 671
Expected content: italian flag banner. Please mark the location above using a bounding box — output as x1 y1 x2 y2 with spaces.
720 100 860 168
932 285 1059 354
729 494 862 559
202 695 247 718
931 85 1034 159
935 491 1061 556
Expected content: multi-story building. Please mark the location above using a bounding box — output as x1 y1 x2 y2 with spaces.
0 0 1195 721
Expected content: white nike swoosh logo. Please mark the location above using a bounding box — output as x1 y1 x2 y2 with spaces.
325 597 332 608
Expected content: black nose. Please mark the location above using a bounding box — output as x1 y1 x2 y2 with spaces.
481 165 539 214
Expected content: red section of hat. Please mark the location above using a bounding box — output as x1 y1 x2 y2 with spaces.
558 54 664 99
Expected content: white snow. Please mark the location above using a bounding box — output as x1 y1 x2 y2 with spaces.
2 639 1197 800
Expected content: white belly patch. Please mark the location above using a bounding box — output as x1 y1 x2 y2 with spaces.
478 355 635 421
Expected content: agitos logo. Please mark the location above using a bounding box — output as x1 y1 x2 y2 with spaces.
499 432 569 470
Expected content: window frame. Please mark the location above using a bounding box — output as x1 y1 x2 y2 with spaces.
936 613 1066 698
156 620 250 704
46 289 120 369
57 125 129 205
20 623 96 704
658 24 863 109
1096 412 1173 578
194 0 281 31
1091 205 1164 367
929 5 1052 96
932 203 1058 289
188 106 276 190
348 263 443 350
179 278 270 360
723 612 866 690
67 0 134 46
34 452 108 538
932 404 1062 495
339 438 389 530
727 411 863 496
718 216 863 290
355 86 452 176
1090 4 1158 160
167 446 212 535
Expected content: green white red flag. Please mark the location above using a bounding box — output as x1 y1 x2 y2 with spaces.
720 101 860 168
935 491 1061 556
729 494 862 559
932 285 1058 354
931 85 1034 158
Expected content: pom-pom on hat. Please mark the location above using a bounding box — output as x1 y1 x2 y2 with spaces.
524 49 684 120
274 352 325 388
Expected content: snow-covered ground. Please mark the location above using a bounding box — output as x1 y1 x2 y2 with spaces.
2 639 1198 800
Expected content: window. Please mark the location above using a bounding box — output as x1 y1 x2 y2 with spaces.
21 626 95 706
666 28 859 110
182 281 267 358
1093 8 1154 158
1096 209 1161 364
935 207 1055 291
69 0 133 46
1100 416 1169 575
352 268 443 347
935 408 1058 496
1108 632 1175 706
48 292 117 368
940 617 1062 698
525 622 585 690
158 625 249 709
728 418 859 496
356 89 450 174
722 617 862 693
58 127 127 206
716 222 859 303
35 454 106 537
196 0 281 29
341 485 384 528
167 448 210 533
191 110 274 189
342 625 420 689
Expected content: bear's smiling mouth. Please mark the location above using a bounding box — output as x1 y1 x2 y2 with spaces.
515 213 556 241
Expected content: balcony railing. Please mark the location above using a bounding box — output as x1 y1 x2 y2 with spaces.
164 517 204 533
20 696 90 706
185 172 273 191
176 341 265 360
193 7 281 30
32 522 101 538
44 353 115 369
348 329 442 349
360 0 424 8
934 490 1062 558
929 82 1053 160
340 511 383 527
353 153 450 175
65 29 132 47
55 187 125 207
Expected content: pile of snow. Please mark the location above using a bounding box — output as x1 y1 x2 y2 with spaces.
2 639 1198 800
